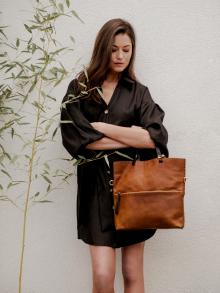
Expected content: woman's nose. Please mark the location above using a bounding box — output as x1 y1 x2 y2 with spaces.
116 50 123 59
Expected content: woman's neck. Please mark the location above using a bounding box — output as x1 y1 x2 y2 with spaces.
105 71 121 83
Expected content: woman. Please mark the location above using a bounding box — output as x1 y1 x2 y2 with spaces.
60 18 168 293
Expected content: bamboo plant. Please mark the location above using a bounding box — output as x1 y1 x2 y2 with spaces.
0 1 84 292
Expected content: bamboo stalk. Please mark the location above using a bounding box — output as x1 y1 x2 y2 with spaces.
18 76 43 293
18 23 50 291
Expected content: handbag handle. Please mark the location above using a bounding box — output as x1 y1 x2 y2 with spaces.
156 147 166 163
132 146 165 165
156 147 165 159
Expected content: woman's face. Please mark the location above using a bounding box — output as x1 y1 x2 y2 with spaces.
109 33 133 74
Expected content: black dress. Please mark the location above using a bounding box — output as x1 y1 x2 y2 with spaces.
60 76 169 248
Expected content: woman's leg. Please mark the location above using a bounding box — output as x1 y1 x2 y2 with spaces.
121 241 145 293
89 245 116 293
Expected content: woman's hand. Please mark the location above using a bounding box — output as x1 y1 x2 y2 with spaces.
90 122 155 149
131 125 144 129
90 122 105 132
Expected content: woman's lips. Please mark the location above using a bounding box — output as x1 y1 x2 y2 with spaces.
114 63 124 66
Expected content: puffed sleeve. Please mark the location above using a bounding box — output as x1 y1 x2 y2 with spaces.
60 79 105 159
138 86 169 157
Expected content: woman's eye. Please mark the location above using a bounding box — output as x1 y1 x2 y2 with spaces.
112 49 130 53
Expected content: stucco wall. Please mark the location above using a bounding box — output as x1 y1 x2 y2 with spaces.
1 0 220 292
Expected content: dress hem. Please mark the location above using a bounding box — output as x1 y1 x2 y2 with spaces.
77 230 156 249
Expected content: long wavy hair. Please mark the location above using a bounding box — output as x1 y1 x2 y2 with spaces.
76 18 137 101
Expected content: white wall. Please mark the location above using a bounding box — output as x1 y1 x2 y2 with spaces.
1 0 220 292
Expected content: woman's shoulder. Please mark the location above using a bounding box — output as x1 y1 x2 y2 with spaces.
134 79 150 91
131 79 158 106
61 78 80 105
131 79 151 100
66 77 80 92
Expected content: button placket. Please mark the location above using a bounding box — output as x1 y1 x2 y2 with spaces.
106 167 113 193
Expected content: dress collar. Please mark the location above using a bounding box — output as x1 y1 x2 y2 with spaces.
119 75 135 90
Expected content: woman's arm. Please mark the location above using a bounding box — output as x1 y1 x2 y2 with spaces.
91 122 155 149
85 136 129 150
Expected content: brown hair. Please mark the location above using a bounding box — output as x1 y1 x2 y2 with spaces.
76 18 137 101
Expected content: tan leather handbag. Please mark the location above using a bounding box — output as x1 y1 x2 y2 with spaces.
112 149 186 230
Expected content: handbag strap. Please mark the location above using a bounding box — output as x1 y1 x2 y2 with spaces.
132 152 140 165
132 146 165 165
156 147 165 158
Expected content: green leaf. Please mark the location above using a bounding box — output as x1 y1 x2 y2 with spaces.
22 94 29 104
28 77 38 93
104 155 110 168
7 182 21 189
5 64 15 73
95 151 104 158
29 25 41 30
0 28 8 39
50 47 68 56
16 38 20 47
0 196 9 201
66 0 70 8
11 127 14 139
59 120 73 124
58 3 64 12
41 174 52 184
49 0 56 7
96 87 104 98
24 24 32 33
70 35 75 43
115 151 133 160
78 82 87 88
52 126 58 139
70 10 84 23
47 95 56 101
22 57 32 64
34 200 53 203
32 101 45 112
35 138 47 142
44 162 50 170
53 74 65 87
78 155 86 159
63 173 73 180
1 169 12 179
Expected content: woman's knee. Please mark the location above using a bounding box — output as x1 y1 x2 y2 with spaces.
121 242 145 284
122 263 142 284
93 269 115 290
89 245 116 291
